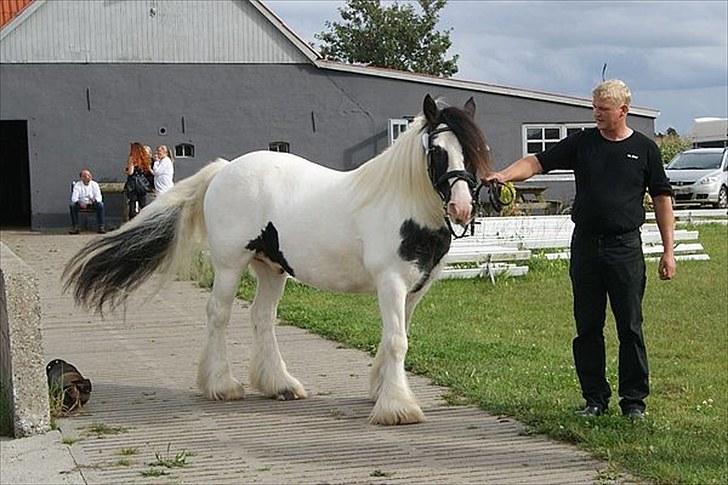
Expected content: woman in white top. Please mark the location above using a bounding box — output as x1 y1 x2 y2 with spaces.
152 145 175 195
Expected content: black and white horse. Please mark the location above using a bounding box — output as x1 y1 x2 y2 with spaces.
64 95 490 425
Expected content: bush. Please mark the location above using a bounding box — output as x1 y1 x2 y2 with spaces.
657 134 691 164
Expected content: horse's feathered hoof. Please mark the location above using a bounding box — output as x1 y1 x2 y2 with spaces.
369 398 425 425
276 388 307 401
201 376 245 401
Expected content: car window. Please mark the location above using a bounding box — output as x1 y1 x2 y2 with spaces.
666 152 723 170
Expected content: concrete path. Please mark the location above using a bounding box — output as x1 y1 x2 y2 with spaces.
1 231 617 484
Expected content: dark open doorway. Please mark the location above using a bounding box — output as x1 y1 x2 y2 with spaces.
0 120 31 227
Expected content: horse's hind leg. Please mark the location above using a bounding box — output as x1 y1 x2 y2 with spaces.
197 258 249 400
248 260 307 400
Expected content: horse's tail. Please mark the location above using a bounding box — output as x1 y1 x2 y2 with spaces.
63 159 229 313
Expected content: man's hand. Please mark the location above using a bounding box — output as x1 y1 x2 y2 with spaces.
478 155 543 186
483 171 507 185
653 194 676 280
79 202 88 209
658 252 676 280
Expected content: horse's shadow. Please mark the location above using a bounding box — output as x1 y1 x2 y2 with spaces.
66 381 376 427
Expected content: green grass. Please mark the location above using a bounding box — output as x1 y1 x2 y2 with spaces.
140 468 170 477
193 223 727 484
82 422 128 437
148 443 191 469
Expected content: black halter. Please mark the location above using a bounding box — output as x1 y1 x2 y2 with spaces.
424 126 514 239
425 126 478 203
424 126 477 239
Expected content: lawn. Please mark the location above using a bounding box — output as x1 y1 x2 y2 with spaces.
195 223 727 484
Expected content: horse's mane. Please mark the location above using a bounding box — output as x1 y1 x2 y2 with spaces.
350 105 490 221
350 116 441 219
438 106 491 177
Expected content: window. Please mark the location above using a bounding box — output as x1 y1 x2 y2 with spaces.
522 123 595 156
268 141 290 153
174 143 195 158
388 118 413 146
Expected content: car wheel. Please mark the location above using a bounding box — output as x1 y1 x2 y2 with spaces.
717 185 728 209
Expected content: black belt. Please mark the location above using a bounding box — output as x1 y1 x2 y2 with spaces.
574 227 640 240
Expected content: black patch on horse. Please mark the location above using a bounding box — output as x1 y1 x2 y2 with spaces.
398 219 451 293
245 222 296 277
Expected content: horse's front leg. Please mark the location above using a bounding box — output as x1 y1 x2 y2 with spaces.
369 287 426 402
248 261 307 400
369 273 424 425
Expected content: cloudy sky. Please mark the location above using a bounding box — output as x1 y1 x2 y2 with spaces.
267 0 727 135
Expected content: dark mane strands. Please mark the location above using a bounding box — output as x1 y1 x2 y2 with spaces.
435 106 491 176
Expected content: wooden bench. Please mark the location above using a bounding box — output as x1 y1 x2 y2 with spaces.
513 185 562 215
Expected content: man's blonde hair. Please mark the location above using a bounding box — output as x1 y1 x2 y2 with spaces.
592 79 631 107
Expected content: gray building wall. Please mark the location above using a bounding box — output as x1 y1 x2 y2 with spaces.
0 62 656 228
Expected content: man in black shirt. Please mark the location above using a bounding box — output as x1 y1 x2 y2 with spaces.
483 80 675 419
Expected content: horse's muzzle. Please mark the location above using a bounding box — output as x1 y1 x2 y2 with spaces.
447 180 473 225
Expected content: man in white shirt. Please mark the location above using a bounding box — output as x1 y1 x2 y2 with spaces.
69 169 106 234
152 145 174 195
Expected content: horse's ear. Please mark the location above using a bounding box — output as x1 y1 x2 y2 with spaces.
423 94 439 126
464 97 476 117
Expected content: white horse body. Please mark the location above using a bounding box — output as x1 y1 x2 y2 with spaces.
205 152 376 293
64 95 489 425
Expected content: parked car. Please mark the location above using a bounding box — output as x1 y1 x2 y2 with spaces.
665 148 728 208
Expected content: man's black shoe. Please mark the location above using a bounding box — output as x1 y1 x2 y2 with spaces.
623 408 645 420
68 227 80 235
575 405 604 417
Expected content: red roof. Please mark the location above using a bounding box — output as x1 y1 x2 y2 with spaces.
1 0 33 29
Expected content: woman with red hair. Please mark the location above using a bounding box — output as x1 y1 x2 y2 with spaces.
124 142 153 219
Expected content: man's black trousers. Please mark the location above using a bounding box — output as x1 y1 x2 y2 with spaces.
569 228 649 413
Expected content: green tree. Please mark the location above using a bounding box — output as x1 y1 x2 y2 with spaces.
315 0 459 77
656 129 692 164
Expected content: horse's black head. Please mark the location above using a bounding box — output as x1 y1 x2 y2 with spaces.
422 94 491 179
421 95 490 202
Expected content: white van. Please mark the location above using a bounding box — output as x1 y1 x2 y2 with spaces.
665 148 728 208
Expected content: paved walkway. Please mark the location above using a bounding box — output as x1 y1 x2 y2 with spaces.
2 231 616 484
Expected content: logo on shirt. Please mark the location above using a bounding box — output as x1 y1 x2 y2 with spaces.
626 153 639 160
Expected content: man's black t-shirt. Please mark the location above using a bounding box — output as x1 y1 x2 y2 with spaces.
536 128 672 235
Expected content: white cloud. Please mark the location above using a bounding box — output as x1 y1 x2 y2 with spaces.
267 0 728 134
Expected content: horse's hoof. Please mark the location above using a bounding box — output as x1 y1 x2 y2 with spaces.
369 399 425 425
275 386 308 401
202 378 245 401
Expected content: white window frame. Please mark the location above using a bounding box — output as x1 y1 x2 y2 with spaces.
522 123 595 181
388 118 412 146
174 143 195 159
522 124 563 156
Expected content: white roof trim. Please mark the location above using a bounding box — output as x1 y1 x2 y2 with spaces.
314 60 659 118
0 0 45 41
251 0 320 63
